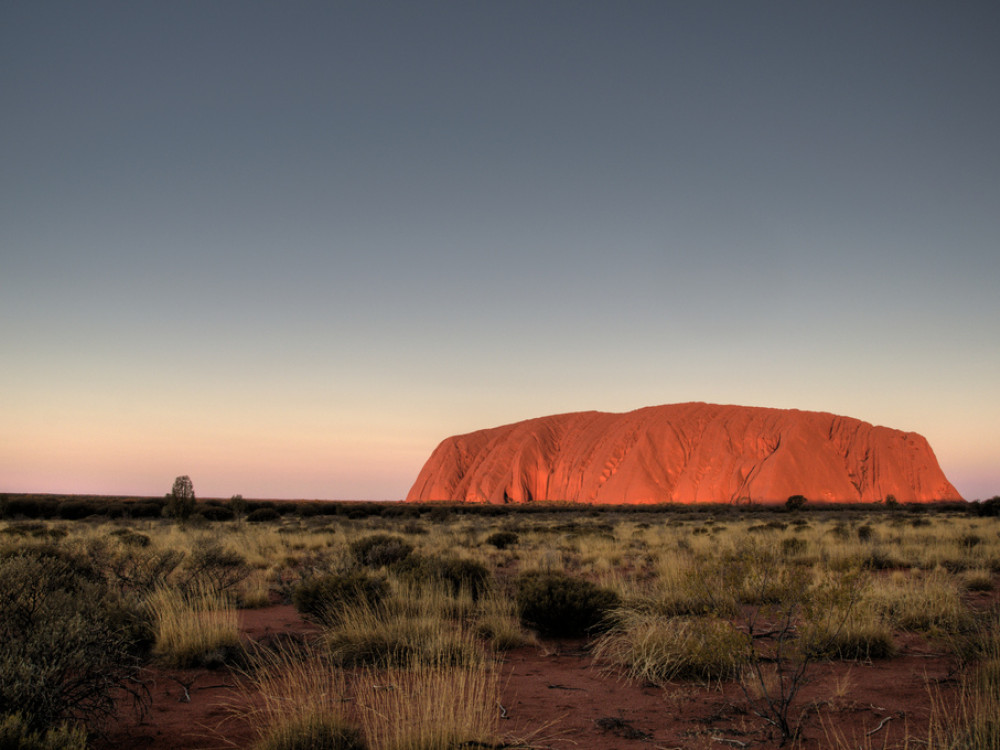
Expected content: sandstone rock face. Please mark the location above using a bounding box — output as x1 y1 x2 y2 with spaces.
406 403 962 505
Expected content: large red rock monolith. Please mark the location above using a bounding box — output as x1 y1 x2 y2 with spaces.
405 403 962 505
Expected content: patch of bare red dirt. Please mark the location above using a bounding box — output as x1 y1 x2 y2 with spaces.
97 603 969 750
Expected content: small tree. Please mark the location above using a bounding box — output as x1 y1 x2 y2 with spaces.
228 494 247 520
785 495 807 511
164 475 196 523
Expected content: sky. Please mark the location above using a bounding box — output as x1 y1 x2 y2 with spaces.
2 1 998 501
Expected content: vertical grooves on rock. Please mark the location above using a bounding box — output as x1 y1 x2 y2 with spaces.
405 403 962 504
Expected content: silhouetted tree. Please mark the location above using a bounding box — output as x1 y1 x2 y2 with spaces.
785 495 807 511
228 494 247 520
164 475 196 523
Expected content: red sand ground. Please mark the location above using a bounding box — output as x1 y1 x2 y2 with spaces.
96 595 994 750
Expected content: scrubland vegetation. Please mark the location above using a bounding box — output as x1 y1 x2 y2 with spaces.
1 493 999 748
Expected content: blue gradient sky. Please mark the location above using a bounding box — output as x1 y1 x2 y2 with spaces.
3 1 998 500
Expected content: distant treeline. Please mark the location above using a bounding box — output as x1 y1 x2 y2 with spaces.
1 493 997 521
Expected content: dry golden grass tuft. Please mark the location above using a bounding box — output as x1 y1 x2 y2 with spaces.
147 584 242 668
236 643 362 750
356 661 503 750
593 609 750 684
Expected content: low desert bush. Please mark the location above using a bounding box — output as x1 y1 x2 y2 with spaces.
292 572 389 625
148 585 242 668
177 543 252 596
247 507 281 523
0 546 147 733
99 544 185 594
350 534 414 568
199 505 236 522
594 611 750 683
57 501 99 520
514 571 620 638
324 599 484 669
391 555 492 601
484 530 519 549
0 713 87 750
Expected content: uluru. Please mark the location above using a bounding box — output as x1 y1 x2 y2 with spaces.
406 403 963 505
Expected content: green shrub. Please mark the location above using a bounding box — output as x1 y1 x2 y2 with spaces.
0 548 148 733
200 505 236 522
349 534 413 568
392 555 492 601
57 501 98 520
100 545 184 595
129 501 165 518
247 507 281 523
0 713 87 750
178 543 251 596
515 572 620 638
485 531 519 549
292 572 388 625
972 497 1000 517
785 495 807 511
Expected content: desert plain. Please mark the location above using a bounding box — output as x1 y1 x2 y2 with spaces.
2 495 999 750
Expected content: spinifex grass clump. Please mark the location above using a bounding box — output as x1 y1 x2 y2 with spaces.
515 571 620 638
356 661 502 750
654 549 738 617
238 644 363 750
932 610 1000 748
801 603 897 660
323 597 485 669
148 584 242 668
473 590 535 651
593 611 750 683
866 570 973 633
961 568 994 592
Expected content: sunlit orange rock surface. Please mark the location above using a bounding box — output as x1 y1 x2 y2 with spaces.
406 403 962 505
